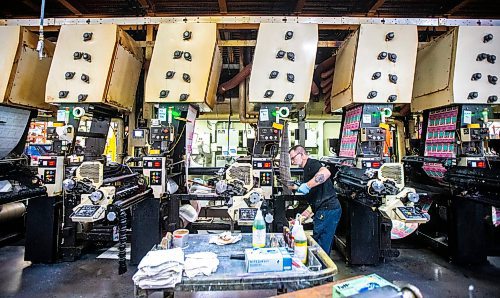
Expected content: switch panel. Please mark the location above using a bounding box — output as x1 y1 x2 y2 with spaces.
149 171 162 185
460 127 489 142
150 126 171 143
258 127 280 142
259 171 273 186
360 127 386 142
43 170 56 184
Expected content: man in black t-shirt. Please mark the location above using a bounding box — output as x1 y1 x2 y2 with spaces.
288 145 342 254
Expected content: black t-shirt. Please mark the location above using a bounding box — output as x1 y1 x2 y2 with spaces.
302 158 340 212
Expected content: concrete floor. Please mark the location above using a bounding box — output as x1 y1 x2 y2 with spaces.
1 242 499 298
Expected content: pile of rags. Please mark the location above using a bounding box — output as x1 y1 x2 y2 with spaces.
133 248 184 289
183 252 219 278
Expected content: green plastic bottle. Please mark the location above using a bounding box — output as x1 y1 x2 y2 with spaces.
252 209 266 248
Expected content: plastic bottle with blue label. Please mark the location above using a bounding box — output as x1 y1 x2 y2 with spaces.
252 209 266 248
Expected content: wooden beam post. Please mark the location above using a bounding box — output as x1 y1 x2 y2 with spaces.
56 0 83 16
445 0 473 16
366 0 386 17
136 0 155 16
145 24 154 61
294 0 306 14
218 0 228 14
21 0 39 12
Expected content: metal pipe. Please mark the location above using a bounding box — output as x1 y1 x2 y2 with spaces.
113 189 153 209
115 185 139 197
0 202 26 223
37 0 46 60
102 172 139 184
217 63 252 95
188 167 224 175
0 157 29 164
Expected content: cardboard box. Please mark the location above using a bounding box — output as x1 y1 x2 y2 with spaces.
245 248 292 273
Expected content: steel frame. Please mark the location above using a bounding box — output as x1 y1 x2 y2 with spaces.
1 16 499 27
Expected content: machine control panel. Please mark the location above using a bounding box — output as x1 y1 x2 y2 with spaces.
361 160 383 169
460 128 489 142
258 127 280 141
150 125 171 143
395 207 428 223
43 170 57 184
143 157 166 198
466 158 486 168
46 127 58 140
252 158 273 197
239 208 258 222
149 171 162 185
252 159 272 169
143 159 164 169
70 205 106 223
259 171 273 186
37 156 64 196
360 127 386 142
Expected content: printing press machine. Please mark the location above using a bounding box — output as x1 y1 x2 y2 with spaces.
326 24 430 265
20 24 160 274
0 27 54 245
402 26 500 264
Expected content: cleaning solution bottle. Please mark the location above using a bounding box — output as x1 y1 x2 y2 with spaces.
252 209 266 248
293 217 308 264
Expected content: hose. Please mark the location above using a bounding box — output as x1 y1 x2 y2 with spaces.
37 0 46 60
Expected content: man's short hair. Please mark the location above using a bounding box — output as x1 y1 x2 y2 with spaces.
289 145 306 154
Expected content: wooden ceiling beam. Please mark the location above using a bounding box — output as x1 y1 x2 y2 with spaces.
218 0 228 14
21 0 39 12
136 0 155 16
56 0 82 16
366 0 386 17
294 0 307 14
445 0 474 16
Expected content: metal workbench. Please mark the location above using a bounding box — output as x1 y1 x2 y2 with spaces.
134 233 338 297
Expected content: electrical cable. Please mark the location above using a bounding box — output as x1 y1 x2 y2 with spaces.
166 124 186 154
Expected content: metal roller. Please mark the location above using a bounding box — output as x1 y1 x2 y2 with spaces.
0 202 26 223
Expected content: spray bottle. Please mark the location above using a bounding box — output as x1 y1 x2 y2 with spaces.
252 209 266 248
293 214 308 264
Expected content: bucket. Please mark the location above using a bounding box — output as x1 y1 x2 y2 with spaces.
172 229 189 248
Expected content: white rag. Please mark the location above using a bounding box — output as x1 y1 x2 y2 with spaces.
183 252 219 278
209 232 242 245
133 248 185 289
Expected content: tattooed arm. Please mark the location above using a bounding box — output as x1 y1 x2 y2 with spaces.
305 167 331 189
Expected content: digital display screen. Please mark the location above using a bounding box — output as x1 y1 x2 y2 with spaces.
133 129 145 139
239 208 258 221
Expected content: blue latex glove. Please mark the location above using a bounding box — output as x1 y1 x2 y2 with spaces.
297 183 311 194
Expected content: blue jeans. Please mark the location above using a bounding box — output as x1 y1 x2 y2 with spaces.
313 207 342 255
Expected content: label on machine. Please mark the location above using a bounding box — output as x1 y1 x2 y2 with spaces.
239 208 258 222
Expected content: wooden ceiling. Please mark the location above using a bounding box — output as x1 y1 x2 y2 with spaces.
1 0 499 19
